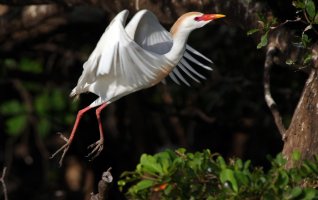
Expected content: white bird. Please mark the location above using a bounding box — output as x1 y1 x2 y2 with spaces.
51 9 225 166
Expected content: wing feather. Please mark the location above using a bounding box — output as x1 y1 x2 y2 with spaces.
172 67 190 86
169 72 181 85
72 9 214 101
180 58 206 80
178 62 201 83
125 10 172 54
184 51 213 71
125 10 213 86
186 45 213 63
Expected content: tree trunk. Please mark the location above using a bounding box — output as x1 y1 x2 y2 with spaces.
282 67 318 167
263 31 318 166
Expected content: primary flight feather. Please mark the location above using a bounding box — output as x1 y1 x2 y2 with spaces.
51 9 225 166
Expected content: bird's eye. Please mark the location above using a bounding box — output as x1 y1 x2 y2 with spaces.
194 16 202 21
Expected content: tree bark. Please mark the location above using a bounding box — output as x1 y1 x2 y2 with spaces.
282 48 318 167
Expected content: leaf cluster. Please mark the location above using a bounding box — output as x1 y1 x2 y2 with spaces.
248 0 318 51
119 149 318 200
0 58 78 137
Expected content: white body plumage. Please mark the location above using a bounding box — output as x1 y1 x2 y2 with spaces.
70 10 218 107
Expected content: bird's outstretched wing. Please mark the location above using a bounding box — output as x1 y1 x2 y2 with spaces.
125 9 213 86
71 10 174 101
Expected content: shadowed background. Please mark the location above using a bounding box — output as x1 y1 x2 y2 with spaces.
0 0 308 199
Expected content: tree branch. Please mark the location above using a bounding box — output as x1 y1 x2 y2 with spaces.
90 167 113 200
0 167 8 200
264 44 287 139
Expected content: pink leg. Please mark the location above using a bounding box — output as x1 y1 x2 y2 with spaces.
51 105 93 166
70 106 93 141
87 102 108 160
96 102 108 140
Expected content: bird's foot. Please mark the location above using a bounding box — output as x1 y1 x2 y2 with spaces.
50 132 71 167
86 139 104 161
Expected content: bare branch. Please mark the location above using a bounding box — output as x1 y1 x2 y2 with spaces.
0 167 8 200
90 167 113 200
264 45 287 139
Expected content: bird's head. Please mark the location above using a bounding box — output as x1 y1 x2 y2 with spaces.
171 12 225 35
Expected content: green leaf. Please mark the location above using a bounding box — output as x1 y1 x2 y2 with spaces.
156 151 172 175
118 180 126 191
244 160 251 171
234 159 243 170
247 28 259 36
176 148 186 155
303 53 313 64
164 184 173 195
314 15 318 24
234 171 249 186
288 187 302 199
20 58 43 74
293 0 305 8
286 59 295 65
302 162 313 173
275 153 287 166
301 33 311 47
188 152 203 173
304 160 318 174
220 169 238 193
302 188 317 199
257 31 269 49
305 0 316 20
217 156 227 169
0 100 25 115
6 115 27 136
140 154 163 175
131 180 154 193
276 171 289 187
292 150 301 161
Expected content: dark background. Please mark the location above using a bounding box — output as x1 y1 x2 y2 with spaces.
0 1 308 199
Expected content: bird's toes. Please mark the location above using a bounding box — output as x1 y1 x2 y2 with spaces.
50 142 69 159
57 132 69 142
58 146 70 167
88 149 102 161
86 141 104 160
87 142 97 149
50 141 71 167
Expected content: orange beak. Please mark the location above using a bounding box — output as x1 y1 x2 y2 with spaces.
195 14 226 21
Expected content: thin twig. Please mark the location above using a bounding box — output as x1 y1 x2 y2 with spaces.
264 45 287 140
303 11 318 35
270 18 301 30
1 167 8 200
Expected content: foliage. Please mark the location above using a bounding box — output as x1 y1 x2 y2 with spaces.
249 0 318 52
246 12 277 49
0 57 78 137
119 149 318 200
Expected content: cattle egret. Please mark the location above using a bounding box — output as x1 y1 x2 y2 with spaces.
51 9 225 166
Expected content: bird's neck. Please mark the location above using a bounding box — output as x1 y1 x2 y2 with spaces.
165 27 191 64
